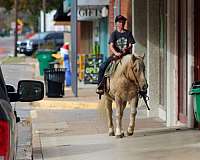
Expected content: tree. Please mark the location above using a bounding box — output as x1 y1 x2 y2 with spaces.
0 0 62 12
0 0 63 31
0 0 13 11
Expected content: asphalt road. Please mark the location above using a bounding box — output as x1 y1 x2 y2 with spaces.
0 36 14 57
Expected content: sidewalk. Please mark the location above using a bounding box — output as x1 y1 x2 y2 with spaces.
31 112 200 160
32 128 200 160
28 56 200 160
32 76 192 160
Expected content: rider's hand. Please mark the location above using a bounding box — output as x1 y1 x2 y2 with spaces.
122 47 130 53
115 52 122 57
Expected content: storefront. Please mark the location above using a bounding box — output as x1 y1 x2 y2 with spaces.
77 1 109 83
77 5 109 57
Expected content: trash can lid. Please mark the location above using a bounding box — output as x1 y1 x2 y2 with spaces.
190 87 200 95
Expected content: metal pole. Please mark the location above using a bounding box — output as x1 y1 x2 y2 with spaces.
14 0 18 57
43 0 46 32
71 0 78 97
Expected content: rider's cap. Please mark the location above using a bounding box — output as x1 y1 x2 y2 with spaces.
115 15 127 23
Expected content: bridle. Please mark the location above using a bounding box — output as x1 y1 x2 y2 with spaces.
122 59 141 91
123 59 150 110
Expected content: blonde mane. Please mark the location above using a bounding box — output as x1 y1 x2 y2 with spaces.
114 54 133 76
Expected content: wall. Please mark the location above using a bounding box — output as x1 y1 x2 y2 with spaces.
166 0 178 126
109 0 115 33
41 10 65 32
79 22 93 54
147 0 160 117
120 0 132 30
133 0 147 55
187 0 194 128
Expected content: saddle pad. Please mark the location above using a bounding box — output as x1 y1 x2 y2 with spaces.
104 60 120 77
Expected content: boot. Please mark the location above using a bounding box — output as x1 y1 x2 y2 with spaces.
96 78 105 95
96 84 104 95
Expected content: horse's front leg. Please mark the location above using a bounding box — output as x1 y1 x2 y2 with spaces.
127 96 139 136
115 99 126 138
105 98 114 136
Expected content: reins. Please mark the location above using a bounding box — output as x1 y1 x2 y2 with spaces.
123 59 150 110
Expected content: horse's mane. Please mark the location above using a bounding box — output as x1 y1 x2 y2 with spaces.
114 54 144 76
114 54 133 76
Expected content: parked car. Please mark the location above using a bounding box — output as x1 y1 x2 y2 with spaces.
0 66 44 160
17 31 64 56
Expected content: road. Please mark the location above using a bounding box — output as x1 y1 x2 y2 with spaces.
0 36 14 57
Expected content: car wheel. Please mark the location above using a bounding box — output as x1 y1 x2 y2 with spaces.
25 52 32 56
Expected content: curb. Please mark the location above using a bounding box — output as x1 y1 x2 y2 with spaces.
31 100 102 110
30 98 148 110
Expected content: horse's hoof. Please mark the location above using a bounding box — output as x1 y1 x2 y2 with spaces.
109 132 115 136
127 131 133 136
115 133 124 138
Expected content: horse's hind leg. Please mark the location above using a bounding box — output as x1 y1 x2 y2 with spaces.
127 97 138 136
105 98 114 136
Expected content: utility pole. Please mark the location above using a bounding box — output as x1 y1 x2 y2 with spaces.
71 0 78 97
43 0 46 32
14 0 18 57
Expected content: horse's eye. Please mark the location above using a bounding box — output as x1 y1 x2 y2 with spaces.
134 67 138 73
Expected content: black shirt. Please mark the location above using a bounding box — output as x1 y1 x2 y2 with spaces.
109 29 135 53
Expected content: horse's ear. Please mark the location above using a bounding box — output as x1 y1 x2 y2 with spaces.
141 53 145 60
132 54 137 62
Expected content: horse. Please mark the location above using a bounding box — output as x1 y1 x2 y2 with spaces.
104 54 148 138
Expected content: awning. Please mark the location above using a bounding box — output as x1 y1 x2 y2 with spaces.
53 3 70 25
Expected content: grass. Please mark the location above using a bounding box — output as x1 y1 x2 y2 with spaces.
0 55 26 64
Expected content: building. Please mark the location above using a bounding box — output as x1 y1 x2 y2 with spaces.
59 0 199 129
132 0 197 128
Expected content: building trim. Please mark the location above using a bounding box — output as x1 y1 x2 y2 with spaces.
187 0 195 128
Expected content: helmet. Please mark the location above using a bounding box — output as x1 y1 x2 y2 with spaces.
115 15 127 23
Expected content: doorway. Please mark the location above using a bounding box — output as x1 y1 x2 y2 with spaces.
178 0 188 123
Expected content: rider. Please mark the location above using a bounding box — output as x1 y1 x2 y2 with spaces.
96 15 136 95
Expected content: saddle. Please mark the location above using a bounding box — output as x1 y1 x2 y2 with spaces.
97 59 121 99
97 51 131 99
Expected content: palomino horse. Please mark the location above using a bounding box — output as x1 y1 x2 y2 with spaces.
104 54 148 138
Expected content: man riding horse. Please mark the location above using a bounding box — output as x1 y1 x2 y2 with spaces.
96 15 136 95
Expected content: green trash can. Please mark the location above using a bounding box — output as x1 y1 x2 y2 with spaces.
36 50 55 76
190 81 200 122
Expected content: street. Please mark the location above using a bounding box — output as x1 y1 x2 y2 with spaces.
0 36 14 57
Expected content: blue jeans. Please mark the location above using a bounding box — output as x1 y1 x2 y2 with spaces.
98 56 112 85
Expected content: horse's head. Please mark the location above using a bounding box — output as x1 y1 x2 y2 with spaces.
127 54 148 93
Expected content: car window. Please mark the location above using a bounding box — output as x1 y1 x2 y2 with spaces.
46 33 55 40
55 32 64 39
30 32 48 40
45 32 64 40
49 32 63 39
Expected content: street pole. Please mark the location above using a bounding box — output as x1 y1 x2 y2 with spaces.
71 0 78 97
42 0 46 32
14 0 18 57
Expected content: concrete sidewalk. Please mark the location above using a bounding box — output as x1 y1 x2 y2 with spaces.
31 81 200 160
29 56 200 160
32 125 200 160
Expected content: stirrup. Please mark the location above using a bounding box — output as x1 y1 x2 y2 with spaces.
96 88 104 95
